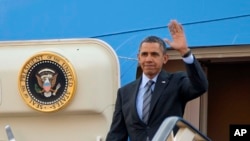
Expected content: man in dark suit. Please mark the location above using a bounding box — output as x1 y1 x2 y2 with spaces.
106 20 208 141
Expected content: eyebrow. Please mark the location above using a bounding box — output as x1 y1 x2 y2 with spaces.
140 51 160 55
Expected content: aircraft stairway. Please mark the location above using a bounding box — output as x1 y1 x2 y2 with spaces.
152 116 211 141
4 116 211 141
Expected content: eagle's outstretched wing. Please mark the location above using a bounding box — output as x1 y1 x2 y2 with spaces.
51 73 58 88
36 75 43 88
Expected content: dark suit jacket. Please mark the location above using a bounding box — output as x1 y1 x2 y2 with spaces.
106 58 208 141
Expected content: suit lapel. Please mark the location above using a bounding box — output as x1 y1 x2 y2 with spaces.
130 78 142 121
149 71 170 117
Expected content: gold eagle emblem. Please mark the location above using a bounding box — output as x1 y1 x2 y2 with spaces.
35 68 61 97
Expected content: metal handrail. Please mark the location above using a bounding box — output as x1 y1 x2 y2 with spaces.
152 116 211 141
5 125 16 141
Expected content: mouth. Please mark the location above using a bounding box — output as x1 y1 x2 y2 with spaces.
144 65 155 69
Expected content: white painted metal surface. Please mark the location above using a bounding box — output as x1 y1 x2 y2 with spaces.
0 38 120 141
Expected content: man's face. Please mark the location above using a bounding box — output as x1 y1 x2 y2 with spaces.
138 42 168 79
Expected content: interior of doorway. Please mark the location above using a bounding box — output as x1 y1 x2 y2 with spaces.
206 61 250 141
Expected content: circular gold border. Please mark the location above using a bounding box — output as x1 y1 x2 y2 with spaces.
18 51 77 112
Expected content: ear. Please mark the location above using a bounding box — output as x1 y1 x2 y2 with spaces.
137 53 140 61
163 54 169 64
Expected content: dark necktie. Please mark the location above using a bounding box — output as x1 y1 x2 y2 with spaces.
142 80 154 124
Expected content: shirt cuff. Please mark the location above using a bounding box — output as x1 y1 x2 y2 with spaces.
182 54 194 64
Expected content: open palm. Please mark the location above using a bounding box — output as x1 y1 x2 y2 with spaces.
164 20 189 55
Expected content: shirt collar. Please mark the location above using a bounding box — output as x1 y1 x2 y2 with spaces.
141 73 159 88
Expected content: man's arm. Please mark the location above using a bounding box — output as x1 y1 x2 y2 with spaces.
183 56 208 100
165 19 208 100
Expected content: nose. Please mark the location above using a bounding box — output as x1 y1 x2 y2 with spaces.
145 55 153 61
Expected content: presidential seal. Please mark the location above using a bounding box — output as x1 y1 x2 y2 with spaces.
18 51 77 112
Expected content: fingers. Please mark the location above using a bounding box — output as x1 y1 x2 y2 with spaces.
164 39 171 46
164 38 174 49
168 20 183 35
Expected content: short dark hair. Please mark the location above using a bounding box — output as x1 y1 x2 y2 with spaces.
139 36 167 54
